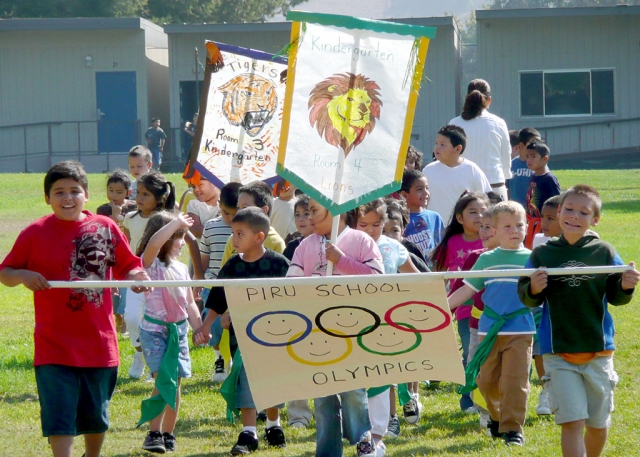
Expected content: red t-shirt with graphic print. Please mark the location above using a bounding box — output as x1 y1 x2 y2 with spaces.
0 211 141 367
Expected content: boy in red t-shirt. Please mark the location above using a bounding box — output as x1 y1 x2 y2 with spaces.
0 161 149 457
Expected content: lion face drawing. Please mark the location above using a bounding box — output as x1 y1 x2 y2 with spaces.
219 74 277 137
308 73 382 155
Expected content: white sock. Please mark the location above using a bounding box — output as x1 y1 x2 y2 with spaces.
242 426 257 438
266 417 281 428
214 349 222 359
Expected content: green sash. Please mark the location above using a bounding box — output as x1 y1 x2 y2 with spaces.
367 383 411 405
458 306 532 394
220 349 243 424
137 315 186 427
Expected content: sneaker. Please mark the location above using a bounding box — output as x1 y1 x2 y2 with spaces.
403 395 422 425
230 431 259 455
462 405 478 414
375 440 387 457
356 439 376 457
213 356 228 383
142 431 166 453
384 415 400 438
129 352 145 379
264 426 286 448
163 432 176 452
536 389 552 415
146 371 155 383
289 421 306 428
504 431 525 446
487 419 503 439
479 410 490 430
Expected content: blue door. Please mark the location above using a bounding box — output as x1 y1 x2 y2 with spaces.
96 71 138 153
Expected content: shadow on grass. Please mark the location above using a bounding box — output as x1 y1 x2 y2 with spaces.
603 200 640 214
0 355 34 371
0 392 38 403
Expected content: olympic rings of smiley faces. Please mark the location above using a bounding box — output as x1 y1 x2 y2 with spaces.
286 328 353 366
315 305 381 338
246 310 313 347
357 322 422 356
384 301 451 333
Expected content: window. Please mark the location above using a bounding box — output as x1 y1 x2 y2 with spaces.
520 69 615 117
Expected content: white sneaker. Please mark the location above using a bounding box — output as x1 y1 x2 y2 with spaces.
145 371 155 383
212 356 228 383
129 352 145 379
479 410 490 429
536 389 551 415
402 394 422 425
375 440 386 457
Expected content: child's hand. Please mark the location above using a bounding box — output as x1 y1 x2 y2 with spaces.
177 212 194 228
21 271 50 291
621 262 640 291
129 269 152 294
530 268 548 295
193 330 210 346
220 313 232 330
325 242 344 264
110 202 123 218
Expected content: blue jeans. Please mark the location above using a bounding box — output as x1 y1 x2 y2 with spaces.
314 388 371 457
457 317 473 410
150 146 161 167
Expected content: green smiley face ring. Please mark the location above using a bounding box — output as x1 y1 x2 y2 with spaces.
356 322 422 356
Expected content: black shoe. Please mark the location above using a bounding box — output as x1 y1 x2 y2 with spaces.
257 410 267 422
264 426 286 448
487 419 503 439
163 432 176 452
142 431 166 453
230 431 259 455
505 431 525 446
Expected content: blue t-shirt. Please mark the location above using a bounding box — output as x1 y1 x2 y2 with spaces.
526 172 561 218
507 157 534 206
377 235 409 274
403 210 445 264
464 247 535 335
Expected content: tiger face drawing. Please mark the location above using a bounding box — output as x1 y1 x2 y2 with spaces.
219 74 278 137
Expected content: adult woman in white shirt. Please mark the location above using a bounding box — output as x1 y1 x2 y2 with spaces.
449 79 511 201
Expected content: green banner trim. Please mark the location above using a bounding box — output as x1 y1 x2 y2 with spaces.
286 11 437 39
277 163 402 216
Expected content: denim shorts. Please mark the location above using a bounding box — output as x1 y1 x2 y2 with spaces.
139 328 192 378
35 364 117 437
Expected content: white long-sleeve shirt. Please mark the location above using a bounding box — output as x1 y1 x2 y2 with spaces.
449 110 512 184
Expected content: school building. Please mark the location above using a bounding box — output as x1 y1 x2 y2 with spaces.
0 18 169 172
476 6 640 161
163 16 462 164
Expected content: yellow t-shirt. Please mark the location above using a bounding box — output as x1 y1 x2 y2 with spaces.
220 226 286 267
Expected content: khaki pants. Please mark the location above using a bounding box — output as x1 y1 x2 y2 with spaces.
476 334 532 434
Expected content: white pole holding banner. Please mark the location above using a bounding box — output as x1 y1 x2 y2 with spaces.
47 265 633 289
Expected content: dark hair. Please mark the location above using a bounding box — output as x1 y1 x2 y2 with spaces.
430 191 489 271
106 168 131 190
232 207 271 236
518 127 542 146
219 181 243 209
294 194 311 213
401 169 425 194
509 130 520 147
44 161 88 197
137 170 176 211
461 79 491 121
406 145 423 170
486 191 504 205
151 117 160 123
385 197 410 227
136 210 188 264
562 185 601 218
239 181 274 216
542 194 563 211
356 198 388 225
437 125 467 154
526 140 551 158
128 145 152 163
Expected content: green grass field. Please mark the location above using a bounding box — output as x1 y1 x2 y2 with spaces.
1 170 639 456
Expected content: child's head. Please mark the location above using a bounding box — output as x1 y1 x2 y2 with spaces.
461 79 491 121
383 198 410 242
509 130 520 158
491 201 527 249
128 145 153 180
294 194 313 237
106 169 132 206
308 198 332 236
152 118 161 128
274 179 297 200
430 192 489 269
238 181 274 216
355 198 387 242
44 161 89 221
559 185 601 240
435 125 467 162
136 210 188 263
231 207 270 254
479 207 499 250
193 176 220 205
401 169 430 211
541 194 563 238
136 170 176 216
405 145 423 171
219 181 242 225
518 127 542 148
525 140 550 174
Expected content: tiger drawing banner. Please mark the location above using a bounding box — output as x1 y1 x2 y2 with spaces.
190 42 287 187
277 12 437 214
224 274 464 412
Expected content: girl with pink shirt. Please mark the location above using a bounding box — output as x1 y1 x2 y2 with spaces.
430 191 488 413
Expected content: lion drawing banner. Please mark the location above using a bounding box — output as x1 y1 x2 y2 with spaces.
224 274 464 412
191 42 287 187
277 13 437 214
